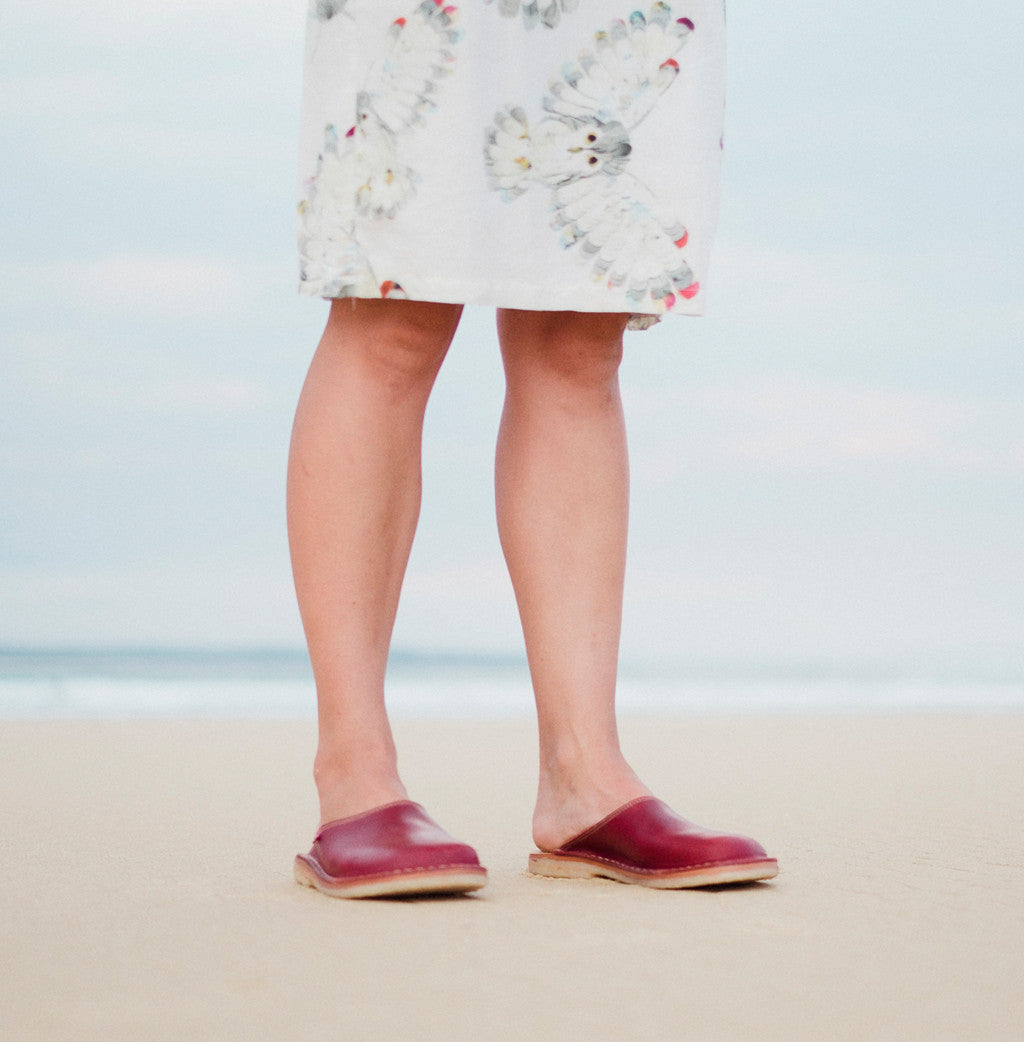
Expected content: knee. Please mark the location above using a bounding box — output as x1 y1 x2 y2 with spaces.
322 298 460 392
501 311 626 392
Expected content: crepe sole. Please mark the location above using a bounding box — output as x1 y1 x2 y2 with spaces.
528 852 778 889
295 854 487 899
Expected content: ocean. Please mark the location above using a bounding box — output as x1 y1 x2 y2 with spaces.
1 649 1022 719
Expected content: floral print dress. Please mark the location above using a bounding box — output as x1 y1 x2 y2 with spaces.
298 0 726 329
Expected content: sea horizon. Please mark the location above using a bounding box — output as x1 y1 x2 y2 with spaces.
1 645 1022 720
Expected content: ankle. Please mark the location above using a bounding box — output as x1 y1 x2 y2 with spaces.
313 747 408 825
538 734 632 791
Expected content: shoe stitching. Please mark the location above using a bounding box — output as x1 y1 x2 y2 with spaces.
299 854 485 882
533 852 776 875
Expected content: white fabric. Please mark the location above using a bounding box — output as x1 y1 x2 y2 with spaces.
297 0 726 327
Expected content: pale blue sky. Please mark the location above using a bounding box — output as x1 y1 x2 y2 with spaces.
1 1 1022 677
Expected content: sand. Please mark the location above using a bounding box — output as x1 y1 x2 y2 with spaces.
2 714 1022 1041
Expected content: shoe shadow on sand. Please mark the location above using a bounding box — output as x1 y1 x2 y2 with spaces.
360 890 486 903
695 879 776 894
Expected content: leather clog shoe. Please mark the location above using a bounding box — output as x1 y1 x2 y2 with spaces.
528 796 778 888
294 800 487 898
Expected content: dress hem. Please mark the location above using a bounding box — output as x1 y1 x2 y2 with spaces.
297 276 707 326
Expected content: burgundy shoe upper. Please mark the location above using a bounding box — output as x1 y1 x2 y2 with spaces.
309 800 482 879
553 796 770 870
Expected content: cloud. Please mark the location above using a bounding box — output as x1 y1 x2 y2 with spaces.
72 253 251 316
701 378 966 464
0 558 302 646
713 238 1021 319
1 253 252 319
711 239 929 320
4 1 300 48
0 70 120 125
6 332 278 420
626 375 1024 475
2 3 304 181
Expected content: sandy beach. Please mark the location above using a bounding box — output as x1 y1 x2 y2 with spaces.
2 714 1022 1041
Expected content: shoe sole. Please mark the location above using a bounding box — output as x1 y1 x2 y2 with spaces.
294 854 487 899
528 852 778 889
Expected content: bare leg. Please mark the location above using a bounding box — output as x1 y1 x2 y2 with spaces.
495 309 651 851
287 297 462 825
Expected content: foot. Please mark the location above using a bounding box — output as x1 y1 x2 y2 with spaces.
532 752 652 851
529 796 778 889
295 800 487 899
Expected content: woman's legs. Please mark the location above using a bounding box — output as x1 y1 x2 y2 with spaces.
287 297 462 826
495 309 651 851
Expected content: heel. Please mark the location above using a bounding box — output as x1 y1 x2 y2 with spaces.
528 852 599 880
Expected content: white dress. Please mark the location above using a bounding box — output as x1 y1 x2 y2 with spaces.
297 0 726 329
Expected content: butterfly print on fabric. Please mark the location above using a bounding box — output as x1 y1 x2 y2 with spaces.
484 3 701 320
483 0 580 29
299 1 461 298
